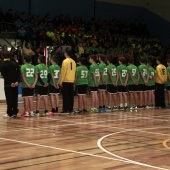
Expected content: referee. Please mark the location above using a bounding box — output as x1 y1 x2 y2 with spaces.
60 48 76 113
1 52 20 117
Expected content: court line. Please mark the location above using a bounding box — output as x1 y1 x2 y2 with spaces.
163 139 170 150
97 130 170 170
0 137 152 167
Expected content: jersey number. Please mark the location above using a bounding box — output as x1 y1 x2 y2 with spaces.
26 68 34 77
132 69 136 76
142 69 147 76
40 70 48 78
103 68 107 75
111 68 116 76
95 69 99 77
122 70 127 77
81 70 88 78
54 70 59 79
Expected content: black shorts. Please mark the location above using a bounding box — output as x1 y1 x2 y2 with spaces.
98 85 106 91
147 85 155 91
117 86 127 93
128 85 138 92
166 86 170 91
36 85 48 96
138 84 147 92
77 84 88 95
22 88 34 97
89 86 98 92
107 84 117 94
49 84 60 94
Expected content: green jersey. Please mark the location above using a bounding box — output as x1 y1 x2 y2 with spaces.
88 63 99 87
138 63 148 84
117 64 128 86
99 62 107 85
21 63 37 88
166 66 170 86
49 64 60 86
36 63 49 86
75 65 88 85
127 64 139 85
107 64 117 84
148 66 155 86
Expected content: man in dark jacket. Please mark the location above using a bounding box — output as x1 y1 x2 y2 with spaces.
1 52 20 117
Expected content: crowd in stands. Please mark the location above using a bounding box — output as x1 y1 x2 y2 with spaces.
1 8 170 68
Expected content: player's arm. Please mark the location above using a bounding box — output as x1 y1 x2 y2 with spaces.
124 72 129 86
59 61 67 86
21 73 31 88
32 73 38 88
108 71 114 84
92 73 98 86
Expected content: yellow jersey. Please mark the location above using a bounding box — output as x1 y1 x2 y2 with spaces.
155 64 167 84
60 58 76 84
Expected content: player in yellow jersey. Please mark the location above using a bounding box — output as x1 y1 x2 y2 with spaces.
155 57 167 108
60 48 76 114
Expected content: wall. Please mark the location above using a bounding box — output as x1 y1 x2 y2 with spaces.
0 0 94 20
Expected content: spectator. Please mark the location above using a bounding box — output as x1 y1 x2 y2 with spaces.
22 42 35 59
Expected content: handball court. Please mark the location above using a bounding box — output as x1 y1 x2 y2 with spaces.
0 96 170 170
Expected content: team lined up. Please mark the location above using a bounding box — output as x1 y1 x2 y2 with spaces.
20 52 168 116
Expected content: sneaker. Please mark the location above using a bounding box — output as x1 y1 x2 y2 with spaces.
3 114 12 118
83 109 88 113
12 115 17 118
98 107 103 113
118 107 124 111
34 110 40 117
124 106 128 110
105 107 111 112
134 106 138 110
137 106 143 109
146 105 151 109
29 111 35 117
89 108 96 113
112 106 118 111
24 112 30 117
130 106 134 110
44 111 49 116
74 110 83 114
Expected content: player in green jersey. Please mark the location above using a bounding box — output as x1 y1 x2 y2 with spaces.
48 56 61 114
117 56 129 110
166 59 170 107
138 57 149 108
74 57 88 113
88 54 100 113
147 60 155 108
21 56 38 117
106 55 118 111
98 54 108 112
35 56 49 116
127 57 139 109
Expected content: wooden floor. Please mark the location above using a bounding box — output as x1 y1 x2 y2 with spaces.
0 96 170 170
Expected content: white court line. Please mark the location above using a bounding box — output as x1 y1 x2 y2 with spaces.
97 130 170 170
0 137 152 167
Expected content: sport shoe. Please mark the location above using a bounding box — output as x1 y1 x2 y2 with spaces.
112 106 118 111
118 107 124 111
29 111 35 117
34 110 40 116
89 108 96 113
44 111 49 116
3 114 12 118
98 108 103 113
105 107 111 112
124 106 128 110
24 112 30 117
